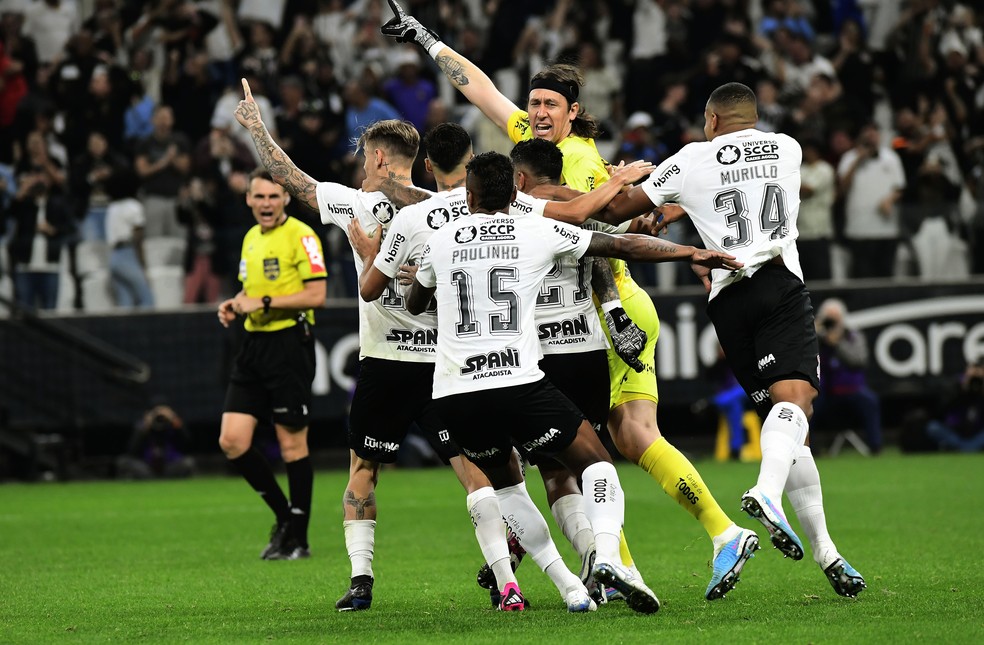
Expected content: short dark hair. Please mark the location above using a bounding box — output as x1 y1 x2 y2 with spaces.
465 152 514 212
423 122 472 174
510 139 564 184
247 168 282 189
708 82 757 111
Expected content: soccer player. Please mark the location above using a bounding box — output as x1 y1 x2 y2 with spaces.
353 123 654 607
598 82 867 597
404 151 741 613
234 81 526 612
381 0 762 602
216 169 327 561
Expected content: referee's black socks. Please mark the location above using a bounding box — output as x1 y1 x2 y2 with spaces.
230 447 291 525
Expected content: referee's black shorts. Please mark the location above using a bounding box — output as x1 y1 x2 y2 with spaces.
707 263 820 418
223 322 315 429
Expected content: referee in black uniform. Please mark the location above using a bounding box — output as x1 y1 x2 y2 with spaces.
217 169 327 560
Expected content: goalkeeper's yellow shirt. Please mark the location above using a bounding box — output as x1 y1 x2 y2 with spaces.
507 109 642 301
238 215 327 332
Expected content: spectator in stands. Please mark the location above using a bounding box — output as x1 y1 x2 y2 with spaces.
798 137 836 281
69 130 128 241
105 169 154 309
577 40 621 137
161 48 220 146
0 40 28 161
176 177 222 305
343 76 400 154
924 359 984 453
830 17 875 125
837 121 906 279
813 298 882 455
6 167 73 310
650 79 691 157
134 105 191 238
382 47 436 133
15 129 65 193
116 402 195 479
21 0 78 67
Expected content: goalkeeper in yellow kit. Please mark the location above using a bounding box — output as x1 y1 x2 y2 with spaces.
380 0 760 603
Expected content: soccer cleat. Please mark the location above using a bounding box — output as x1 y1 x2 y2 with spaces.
260 522 289 560
565 587 598 613
498 582 527 612
579 548 606 605
706 528 760 600
592 562 660 614
266 539 311 561
740 488 804 561
477 524 526 589
824 558 866 598
336 575 373 611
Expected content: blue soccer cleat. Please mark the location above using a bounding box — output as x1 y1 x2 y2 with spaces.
741 487 804 561
824 557 866 598
706 527 760 600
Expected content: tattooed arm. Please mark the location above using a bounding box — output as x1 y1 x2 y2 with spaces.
590 258 619 305
585 232 744 270
361 175 431 209
430 46 520 132
234 79 319 212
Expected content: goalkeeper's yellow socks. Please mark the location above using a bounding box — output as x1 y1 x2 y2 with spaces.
639 437 733 539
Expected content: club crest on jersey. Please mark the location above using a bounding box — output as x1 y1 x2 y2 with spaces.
372 200 395 225
263 258 280 280
427 207 451 229
717 145 741 165
455 225 478 243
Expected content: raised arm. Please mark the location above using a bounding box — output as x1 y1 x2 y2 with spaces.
381 0 519 131
234 78 319 212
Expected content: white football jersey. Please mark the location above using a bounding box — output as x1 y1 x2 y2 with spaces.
417 212 592 398
640 128 804 300
509 191 608 355
316 181 437 362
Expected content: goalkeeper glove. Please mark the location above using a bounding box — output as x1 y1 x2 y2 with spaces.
604 302 647 373
381 0 441 52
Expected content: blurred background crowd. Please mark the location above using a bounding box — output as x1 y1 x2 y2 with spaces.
1 0 983 313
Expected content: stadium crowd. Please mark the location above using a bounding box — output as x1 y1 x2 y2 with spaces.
0 0 982 312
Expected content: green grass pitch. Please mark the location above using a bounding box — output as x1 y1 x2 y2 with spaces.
2 452 982 644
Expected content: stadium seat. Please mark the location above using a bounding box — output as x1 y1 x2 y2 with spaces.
81 270 116 313
147 265 185 309
143 237 186 268
76 240 111 276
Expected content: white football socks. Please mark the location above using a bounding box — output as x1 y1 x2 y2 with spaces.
343 519 375 579
550 493 595 560
580 462 624 566
785 444 837 566
466 487 515 589
756 402 809 500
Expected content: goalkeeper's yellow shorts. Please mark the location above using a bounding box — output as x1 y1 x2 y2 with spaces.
599 288 660 410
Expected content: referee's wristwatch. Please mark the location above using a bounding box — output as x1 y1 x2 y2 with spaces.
262 295 272 314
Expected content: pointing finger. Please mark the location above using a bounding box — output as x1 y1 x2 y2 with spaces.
241 78 253 100
387 0 406 18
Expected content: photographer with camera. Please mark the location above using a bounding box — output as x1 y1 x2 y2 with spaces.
924 360 984 453
813 298 883 454
116 403 196 479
